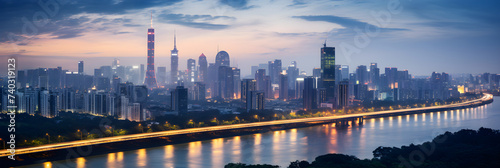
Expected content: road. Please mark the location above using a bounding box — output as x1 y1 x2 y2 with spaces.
0 94 493 157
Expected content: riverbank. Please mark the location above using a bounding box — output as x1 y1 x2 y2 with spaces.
1 94 493 167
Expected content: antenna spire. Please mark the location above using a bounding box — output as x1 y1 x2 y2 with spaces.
150 12 153 28
174 30 177 49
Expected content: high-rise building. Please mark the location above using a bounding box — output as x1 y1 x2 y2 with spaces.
295 78 304 99
356 65 368 85
286 62 299 92
40 90 50 117
264 76 273 99
215 51 230 67
258 64 268 74
78 61 84 74
217 66 234 99
251 66 259 78
187 59 196 83
337 81 349 108
341 65 349 81
303 76 317 110
271 59 282 84
255 69 266 91
171 86 188 113
335 65 342 85
171 32 179 84
247 91 265 112
127 103 143 122
17 70 26 89
140 64 144 84
233 67 241 99
321 43 335 102
279 74 288 100
385 67 398 90
193 82 206 101
157 67 167 85
145 14 158 89
369 63 379 90
313 68 322 78
241 79 256 103
198 53 207 82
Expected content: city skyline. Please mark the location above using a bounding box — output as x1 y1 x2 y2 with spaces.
0 0 499 76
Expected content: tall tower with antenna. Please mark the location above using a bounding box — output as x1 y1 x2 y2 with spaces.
145 12 158 89
170 30 179 84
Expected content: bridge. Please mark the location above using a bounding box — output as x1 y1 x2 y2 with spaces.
0 93 493 158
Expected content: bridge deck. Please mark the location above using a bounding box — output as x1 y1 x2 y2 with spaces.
0 94 493 157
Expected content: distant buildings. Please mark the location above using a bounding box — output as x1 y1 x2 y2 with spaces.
303 77 317 110
171 86 188 113
198 53 208 82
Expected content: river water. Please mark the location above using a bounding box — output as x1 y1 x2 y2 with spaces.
20 97 500 168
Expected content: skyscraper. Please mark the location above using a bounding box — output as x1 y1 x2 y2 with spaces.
369 63 379 90
171 86 188 113
341 65 349 81
78 61 84 74
255 69 266 91
321 43 335 102
247 91 265 112
157 67 167 85
270 59 282 84
233 67 241 99
145 14 157 89
198 53 207 82
337 81 349 108
140 64 144 84
193 82 206 101
295 78 304 99
215 51 230 67
187 59 196 83
356 65 368 85
279 74 288 100
218 66 234 99
171 31 179 84
303 76 317 110
241 79 256 103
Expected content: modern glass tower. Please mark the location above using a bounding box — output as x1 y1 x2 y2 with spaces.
170 31 179 84
145 13 158 89
198 53 207 82
321 42 335 102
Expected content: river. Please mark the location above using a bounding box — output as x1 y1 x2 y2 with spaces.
20 97 499 168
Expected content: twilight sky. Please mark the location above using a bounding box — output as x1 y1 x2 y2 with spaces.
1 0 499 77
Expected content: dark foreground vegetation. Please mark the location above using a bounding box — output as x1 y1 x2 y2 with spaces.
225 128 500 168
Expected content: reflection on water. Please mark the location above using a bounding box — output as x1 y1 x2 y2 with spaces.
76 157 85 168
21 100 500 168
43 162 51 168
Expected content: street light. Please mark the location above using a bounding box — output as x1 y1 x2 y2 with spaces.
46 133 50 144
0 138 5 149
77 129 82 140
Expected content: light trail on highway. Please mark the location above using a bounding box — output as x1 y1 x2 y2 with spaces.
0 94 493 157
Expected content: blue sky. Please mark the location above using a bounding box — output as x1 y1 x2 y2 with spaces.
0 0 499 76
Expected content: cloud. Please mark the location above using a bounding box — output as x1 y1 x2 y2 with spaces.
158 13 234 30
0 0 183 43
219 0 254 10
293 15 407 32
402 0 500 32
